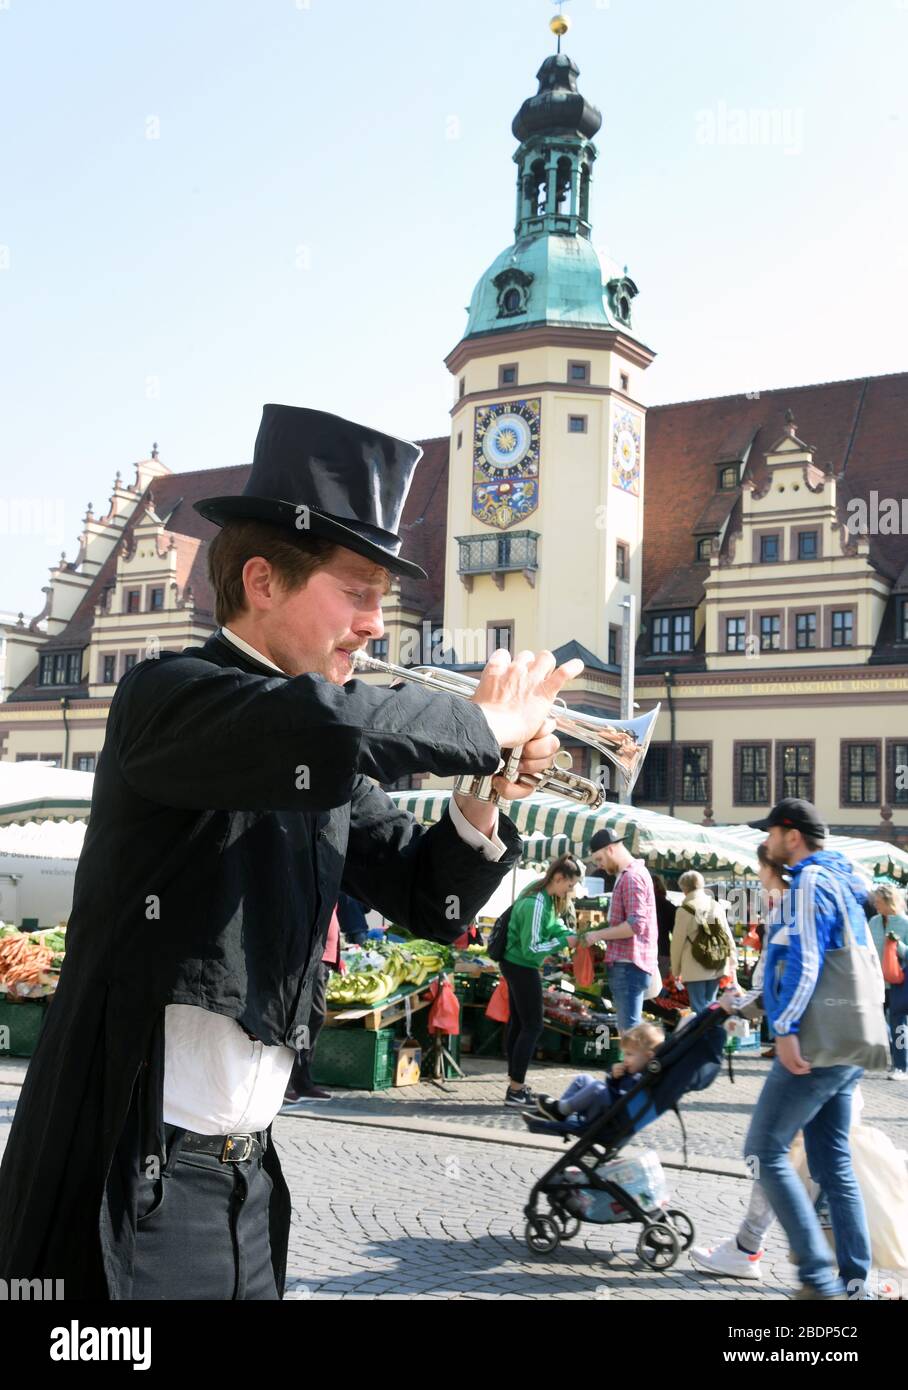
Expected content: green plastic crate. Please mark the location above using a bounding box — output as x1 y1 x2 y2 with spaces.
454 975 479 1004
0 998 47 1057
310 1026 395 1091
570 1033 623 1068
537 1025 569 1060
472 1012 506 1056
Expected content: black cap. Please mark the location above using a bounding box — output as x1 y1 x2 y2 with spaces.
589 827 627 852
749 798 826 839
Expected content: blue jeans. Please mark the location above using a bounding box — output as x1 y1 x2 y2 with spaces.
685 978 719 1012
559 1072 613 1124
608 960 649 1032
744 1060 870 1297
890 1004 908 1072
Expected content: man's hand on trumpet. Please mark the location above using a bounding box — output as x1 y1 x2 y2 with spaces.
470 648 584 803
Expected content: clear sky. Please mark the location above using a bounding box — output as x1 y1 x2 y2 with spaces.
1 0 905 616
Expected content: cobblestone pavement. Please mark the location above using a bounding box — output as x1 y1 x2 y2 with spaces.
276 1114 801 1300
2 1060 905 1299
274 1114 888 1300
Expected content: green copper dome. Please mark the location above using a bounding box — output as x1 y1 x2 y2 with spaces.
465 233 620 337
456 49 643 345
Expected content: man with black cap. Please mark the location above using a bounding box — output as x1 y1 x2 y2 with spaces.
0 404 582 1300
587 827 658 1031
729 797 876 1299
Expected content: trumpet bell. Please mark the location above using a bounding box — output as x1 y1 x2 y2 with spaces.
352 650 659 806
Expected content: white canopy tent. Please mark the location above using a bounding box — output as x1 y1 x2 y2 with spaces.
0 762 94 826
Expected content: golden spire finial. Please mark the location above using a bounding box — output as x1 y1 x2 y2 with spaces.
550 0 571 51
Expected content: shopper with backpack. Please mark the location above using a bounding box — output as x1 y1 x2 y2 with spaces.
671 870 738 1013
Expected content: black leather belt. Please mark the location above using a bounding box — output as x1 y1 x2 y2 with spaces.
164 1123 267 1163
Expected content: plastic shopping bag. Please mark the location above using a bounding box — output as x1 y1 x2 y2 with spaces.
882 936 906 986
572 942 595 989
427 976 460 1035
485 976 510 1023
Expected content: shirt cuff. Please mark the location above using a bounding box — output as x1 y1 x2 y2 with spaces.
448 796 508 862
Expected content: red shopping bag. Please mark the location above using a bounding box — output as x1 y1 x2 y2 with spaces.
427 976 461 1035
572 942 595 989
882 936 906 986
484 976 510 1023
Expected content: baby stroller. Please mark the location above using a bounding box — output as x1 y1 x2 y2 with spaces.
521 1005 728 1270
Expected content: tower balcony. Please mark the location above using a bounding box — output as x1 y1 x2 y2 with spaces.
456 530 539 591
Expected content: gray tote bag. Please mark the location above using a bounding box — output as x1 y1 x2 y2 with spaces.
798 880 890 1071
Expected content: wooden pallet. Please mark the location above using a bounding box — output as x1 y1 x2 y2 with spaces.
325 983 435 1032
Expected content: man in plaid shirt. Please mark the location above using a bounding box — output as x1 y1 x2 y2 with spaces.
589 828 658 1030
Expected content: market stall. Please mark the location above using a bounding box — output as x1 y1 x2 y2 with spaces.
312 937 464 1090
0 921 67 1057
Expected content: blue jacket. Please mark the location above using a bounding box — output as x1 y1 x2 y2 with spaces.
763 850 872 1037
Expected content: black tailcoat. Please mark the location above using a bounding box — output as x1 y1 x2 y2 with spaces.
0 633 521 1297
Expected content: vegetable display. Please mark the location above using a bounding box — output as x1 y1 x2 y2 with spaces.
327 938 453 1007
0 924 67 999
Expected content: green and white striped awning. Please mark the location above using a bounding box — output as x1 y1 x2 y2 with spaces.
387 790 762 874
713 823 908 883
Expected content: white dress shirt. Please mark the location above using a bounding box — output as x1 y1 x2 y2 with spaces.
163 626 506 1134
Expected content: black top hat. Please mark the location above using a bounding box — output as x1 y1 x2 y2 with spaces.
194 404 428 581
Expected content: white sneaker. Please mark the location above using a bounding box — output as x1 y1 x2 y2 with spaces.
887 1070 908 1082
689 1236 763 1280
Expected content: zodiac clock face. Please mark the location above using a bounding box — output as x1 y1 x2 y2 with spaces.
611 410 642 495
472 397 541 529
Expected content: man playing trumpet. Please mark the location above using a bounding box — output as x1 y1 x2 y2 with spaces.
0 404 583 1301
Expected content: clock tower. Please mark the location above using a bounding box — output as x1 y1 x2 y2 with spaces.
443 29 655 724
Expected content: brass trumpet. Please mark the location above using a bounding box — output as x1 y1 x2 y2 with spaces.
351 650 660 808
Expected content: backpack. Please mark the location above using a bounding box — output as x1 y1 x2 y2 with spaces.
689 905 730 971
486 905 513 963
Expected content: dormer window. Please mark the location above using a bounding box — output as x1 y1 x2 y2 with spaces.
696 537 713 561
492 267 534 319
38 650 82 687
719 465 739 490
606 275 638 328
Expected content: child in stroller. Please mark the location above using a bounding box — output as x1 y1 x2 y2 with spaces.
520 1005 729 1269
533 1023 665 1129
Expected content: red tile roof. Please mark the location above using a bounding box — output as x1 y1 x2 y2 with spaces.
643 371 908 611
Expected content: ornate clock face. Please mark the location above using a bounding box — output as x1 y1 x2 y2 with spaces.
611 410 642 495
481 412 532 472
472 397 541 529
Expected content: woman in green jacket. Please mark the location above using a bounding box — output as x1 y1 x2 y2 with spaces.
501 854 612 1106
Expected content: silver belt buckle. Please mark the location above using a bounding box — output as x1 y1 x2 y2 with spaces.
221 1133 254 1162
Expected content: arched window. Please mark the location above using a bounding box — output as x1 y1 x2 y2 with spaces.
503 287 521 314
556 156 572 214
579 164 591 222
530 158 547 215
